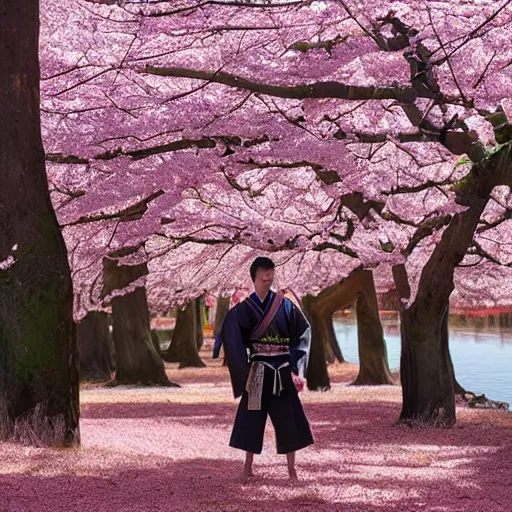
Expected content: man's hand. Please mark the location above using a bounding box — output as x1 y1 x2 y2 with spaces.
292 374 304 392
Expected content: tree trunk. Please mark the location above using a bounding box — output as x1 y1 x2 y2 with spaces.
77 311 114 382
195 297 204 350
214 296 230 337
303 270 392 389
0 2 79 446
164 299 206 368
352 272 394 385
214 297 230 365
151 330 162 355
398 303 455 426
324 330 336 364
442 307 466 397
302 296 331 391
394 264 455 425
320 314 342 365
111 287 175 385
102 254 174 386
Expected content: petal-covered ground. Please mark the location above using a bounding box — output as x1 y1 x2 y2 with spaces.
1 349 511 512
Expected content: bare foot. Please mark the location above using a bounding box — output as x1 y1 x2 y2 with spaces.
288 470 298 480
240 452 255 482
239 469 255 482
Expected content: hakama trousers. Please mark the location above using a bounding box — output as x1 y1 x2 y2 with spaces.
229 363 314 454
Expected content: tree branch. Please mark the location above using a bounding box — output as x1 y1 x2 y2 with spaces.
62 190 164 227
46 134 271 164
141 65 417 102
403 214 453 256
467 240 512 267
476 209 512 233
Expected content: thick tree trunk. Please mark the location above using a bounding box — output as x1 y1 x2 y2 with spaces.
398 303 455 426
164 299 206 368
77 311 114 382
352 273 394 386
0 2 79 446
302 296 331 391
102 255 174 386
111 287 174 385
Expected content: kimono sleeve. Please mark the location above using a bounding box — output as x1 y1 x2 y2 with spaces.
285 298 310 378
221 306 249 399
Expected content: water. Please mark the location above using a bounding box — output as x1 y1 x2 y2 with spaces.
334 318 512 406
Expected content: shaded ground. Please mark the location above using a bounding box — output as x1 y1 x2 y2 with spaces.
1 342 511 512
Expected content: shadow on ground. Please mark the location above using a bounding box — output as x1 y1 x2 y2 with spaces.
1 396 511 511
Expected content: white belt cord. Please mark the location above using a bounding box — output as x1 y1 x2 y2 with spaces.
262 361 290 396
246 360 290 410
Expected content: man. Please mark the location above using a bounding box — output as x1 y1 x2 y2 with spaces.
221 257 314 480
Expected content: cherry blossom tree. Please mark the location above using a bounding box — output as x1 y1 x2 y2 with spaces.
37 0 512 424
0 1 79 445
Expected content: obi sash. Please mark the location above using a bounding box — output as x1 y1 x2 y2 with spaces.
252 343 290 356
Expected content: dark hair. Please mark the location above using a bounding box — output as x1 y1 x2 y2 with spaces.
250 257 275 281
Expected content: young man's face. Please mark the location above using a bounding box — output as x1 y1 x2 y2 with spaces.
254 268 275 293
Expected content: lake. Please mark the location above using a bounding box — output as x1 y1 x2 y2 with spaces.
334 318 512 406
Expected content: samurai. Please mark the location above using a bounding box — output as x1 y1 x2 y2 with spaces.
221 257 314 480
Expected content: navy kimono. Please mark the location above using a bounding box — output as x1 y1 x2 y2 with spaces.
221 290 314 454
